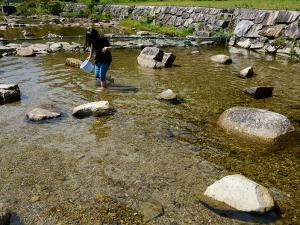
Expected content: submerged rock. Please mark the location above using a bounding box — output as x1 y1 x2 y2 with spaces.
72 101 113 118
218 106 294 140
243 86 274 99
137 47 175 69
0 84 21 104
240 66 254 78
17 47 35 57
204 174 274 213
65 58 83 68
210 55 232 65
140 199 164 223
26 107 62 121
0 203 11 225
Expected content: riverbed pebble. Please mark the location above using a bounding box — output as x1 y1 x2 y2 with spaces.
240 66 254 78
72 101 113 118
218 106 294 140
140 199 164 223
243 86 274 99
204 174 274 213
210 54 232 64
26 107 62 121
0 84 21 104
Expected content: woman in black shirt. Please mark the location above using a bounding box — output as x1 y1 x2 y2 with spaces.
85 28 113 88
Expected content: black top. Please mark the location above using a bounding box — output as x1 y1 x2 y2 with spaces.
93 37 112 65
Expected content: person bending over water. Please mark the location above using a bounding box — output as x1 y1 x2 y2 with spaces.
85 28 114 88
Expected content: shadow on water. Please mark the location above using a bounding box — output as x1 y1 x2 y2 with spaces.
10 213 24 225
107 84 139 93
199 200 280 224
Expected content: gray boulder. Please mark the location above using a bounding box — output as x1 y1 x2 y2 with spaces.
137 47 175 68
0 84 21 104
30 43 51 54
243 86 274 99
0 203 11 225
234 20 254 37
65 58 82 68
260 25 285 38
26 107 62 121
72 101 113 118
16 47 35 57
240 66 254 78
218 107 294 140
204 174 274 213
236 39 251 49
210 55 232 65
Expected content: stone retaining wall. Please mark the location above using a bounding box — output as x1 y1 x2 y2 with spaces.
63 4 300 57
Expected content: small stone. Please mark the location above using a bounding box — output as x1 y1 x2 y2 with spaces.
204 174 274 213
26 107 62 121
72 101 113 118
243 86 274 99
30 195 40 203
140 199 164 223
156 89 177 101
162 53 176 68
137 31 150 36
191 50 199 54
95 193 106 202
239 66 254 78
210 55 232 65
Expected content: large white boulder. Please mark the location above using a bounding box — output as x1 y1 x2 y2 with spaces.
210 55 232 65
204 174 274 213
0 84 21 104
218 107 294 140
72 101 113 118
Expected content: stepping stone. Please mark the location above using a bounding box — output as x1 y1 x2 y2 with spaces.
204 174 274 213
243 86 273 99
210 54 232 64
0 84 21 104
26 107 62 121
72 101 113 118
240 66 254 78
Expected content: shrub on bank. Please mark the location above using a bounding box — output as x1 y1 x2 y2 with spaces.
16 0 64 16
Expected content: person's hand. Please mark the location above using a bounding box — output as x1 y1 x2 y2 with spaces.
102 47 108 53
87 55 91 61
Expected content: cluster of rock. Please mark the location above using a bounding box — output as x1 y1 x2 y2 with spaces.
0 42 84 57
137 47 176 69
231 9 300 57
63 4 300 58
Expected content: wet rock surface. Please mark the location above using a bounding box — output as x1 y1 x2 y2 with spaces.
0 84 20 104
243 86 274 99
16 47 35 57
26 107 62 121
72 101 113 118
218 107 295 140
210 55 232 64
204 174 275 213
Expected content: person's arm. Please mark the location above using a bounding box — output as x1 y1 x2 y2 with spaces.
87 43 93 60
102 38 112 53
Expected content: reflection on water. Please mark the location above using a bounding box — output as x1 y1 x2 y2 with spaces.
0 47 299 224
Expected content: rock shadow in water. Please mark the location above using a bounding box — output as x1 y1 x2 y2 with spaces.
107 84 139 93
199 200 280 224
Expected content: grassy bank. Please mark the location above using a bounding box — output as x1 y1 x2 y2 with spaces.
79 0 300 11
119 19 193 37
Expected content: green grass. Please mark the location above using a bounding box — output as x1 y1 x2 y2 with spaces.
119 19 194 37
80 0 300 11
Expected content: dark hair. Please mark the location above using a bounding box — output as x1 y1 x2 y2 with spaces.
85 28 101 48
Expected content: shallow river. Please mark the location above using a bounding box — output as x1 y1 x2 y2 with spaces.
0 47 299 225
